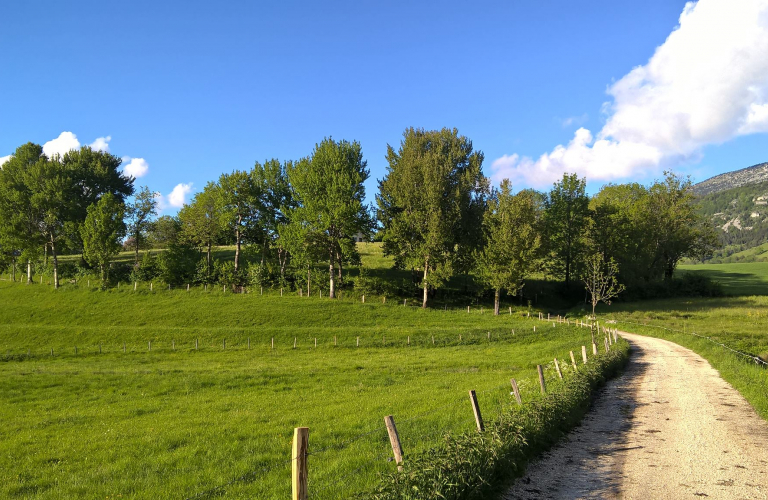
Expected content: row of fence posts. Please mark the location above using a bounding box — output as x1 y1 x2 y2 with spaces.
288 323 621 499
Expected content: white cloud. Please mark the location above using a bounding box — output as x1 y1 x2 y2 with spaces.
122 157 149 178
155 183 193 212
42 131 80 159
89 136 111 152
491 0 768 189
167 183 193 208
0 155 10 167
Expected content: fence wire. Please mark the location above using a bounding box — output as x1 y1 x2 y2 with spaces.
618 320 767 368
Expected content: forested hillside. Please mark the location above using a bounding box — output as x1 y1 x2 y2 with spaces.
694 179 768 262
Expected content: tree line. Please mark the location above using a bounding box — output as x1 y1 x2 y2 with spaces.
0 128 717 312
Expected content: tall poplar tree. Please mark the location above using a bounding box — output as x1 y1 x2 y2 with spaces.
178 182 223 277
476 181 541 315
543 173 589 287
81 193 126 287
286 138 370 299
126 186 158 267
377 127 487 308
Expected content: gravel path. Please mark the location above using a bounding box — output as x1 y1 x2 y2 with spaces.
503 332 768 499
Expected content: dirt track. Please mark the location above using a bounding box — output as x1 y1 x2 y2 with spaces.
503 332 768 499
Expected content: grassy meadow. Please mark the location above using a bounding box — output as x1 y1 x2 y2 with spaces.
0 278 600 499
678 261 768 295
601 262 768 420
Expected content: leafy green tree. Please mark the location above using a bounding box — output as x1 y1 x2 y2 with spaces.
218 170 262 273
60 146 134 249
543 173 589 287
0 144 75 288
178 182 224 279
648 172 718 279
148 215 181 248
377 128 487 308
252 159 293 269
287 138 371 298
476 181 541 315
126 186 158 267
80 193 126 288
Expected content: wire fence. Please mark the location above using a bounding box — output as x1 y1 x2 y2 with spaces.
616 319 768 368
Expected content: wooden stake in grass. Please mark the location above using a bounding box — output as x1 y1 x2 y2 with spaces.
356 337 359 347
407 336 410 346
247 337 250 349
554 358 563 379
292 427 309 500
467 305 470 313
148 341 151 351
195 338 198 350
432 335 435 345
314 338 317 348
294 337 297 349
362 295 365 303
271 338 274 350
592 343 598 356
187 284 190 292
537 365 546 394
509 306 512 315
334 336 337 346
50 348 53 356
510 379 522 404
604 337 609 353
582 345 587 363
570 351 577 370
384 416 403 472
134 282 137 291
150 282 153 292
469 390 484 432
403 299 407 307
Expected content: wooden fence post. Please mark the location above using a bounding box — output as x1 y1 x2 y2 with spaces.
537 365 546 394
384 416 404 471
148 341 151 351
510 378 522 404
134 281 137 291
469 390 484 432
223 339 226 350
554 358 563 379
196 338 198 350
247 337 250 349
592 343 598 356
271 338 274 350
292 427 309 500
570 351 577 371
582 345 587 364
172 340 175 351
294 337 297 349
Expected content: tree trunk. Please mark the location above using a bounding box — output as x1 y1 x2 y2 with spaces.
134 230 140 267
27 260 31 285
51 239 59 289
422 259 429 309
206 242 212 278
234 218 242 272
494 289 500 315
261 238 268 267
44 243 48 266
329 248 336 299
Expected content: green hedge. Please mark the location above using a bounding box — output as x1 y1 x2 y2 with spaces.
365 339 630 500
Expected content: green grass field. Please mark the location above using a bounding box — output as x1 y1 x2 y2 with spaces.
0 281 600 499
677 261 768 295
601 294 768 420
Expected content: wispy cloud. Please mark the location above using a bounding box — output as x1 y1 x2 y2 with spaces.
0 155 10 167
491 0 768 189
560 114 589 128
89 136 111 152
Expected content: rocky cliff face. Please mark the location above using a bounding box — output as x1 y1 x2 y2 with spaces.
692 162 768 196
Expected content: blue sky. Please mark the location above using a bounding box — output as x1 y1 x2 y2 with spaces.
2 0 767 211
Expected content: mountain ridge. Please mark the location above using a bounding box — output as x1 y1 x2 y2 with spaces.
692 161 768 196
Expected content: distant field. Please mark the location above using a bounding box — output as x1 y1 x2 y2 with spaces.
678 261 768 295
0 282 596 499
